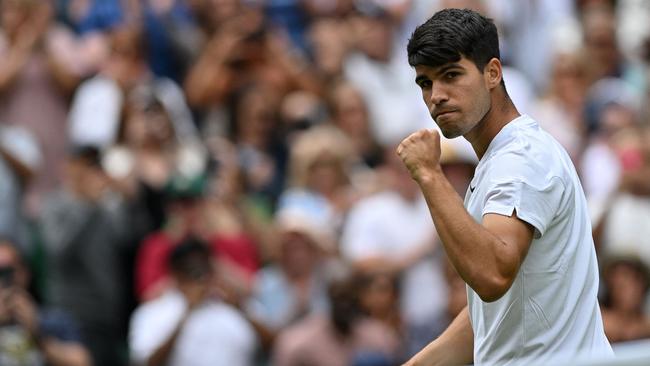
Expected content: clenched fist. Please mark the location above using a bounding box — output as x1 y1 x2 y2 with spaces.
396 129 442 182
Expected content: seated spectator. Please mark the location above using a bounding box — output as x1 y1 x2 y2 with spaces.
272 274 401 366
0 239 91 366
600 256 650 343
129 237 257 366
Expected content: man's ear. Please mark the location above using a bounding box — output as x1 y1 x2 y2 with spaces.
484 58 503 90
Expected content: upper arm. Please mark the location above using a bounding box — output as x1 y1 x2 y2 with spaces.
479 211 534 300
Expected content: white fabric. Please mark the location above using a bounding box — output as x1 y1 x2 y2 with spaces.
341 191 447 324
602 193 650 269
129 290 256 366
463 115 612 365
68 76 123 148
343 51 431 146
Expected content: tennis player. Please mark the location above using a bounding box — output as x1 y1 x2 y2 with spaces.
397 8 614 366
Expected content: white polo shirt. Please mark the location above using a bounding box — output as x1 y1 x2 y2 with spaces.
464 115 613 365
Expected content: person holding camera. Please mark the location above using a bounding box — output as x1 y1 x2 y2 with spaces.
0 239 91 366
129 237 257 366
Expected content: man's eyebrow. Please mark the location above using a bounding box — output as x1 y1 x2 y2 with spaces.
435 63 463 75
415 63 464 84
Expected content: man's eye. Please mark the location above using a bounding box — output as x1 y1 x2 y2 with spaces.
445 72 460 79
419 80 432 88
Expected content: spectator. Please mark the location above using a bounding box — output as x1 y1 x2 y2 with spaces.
343 4 430 146
139 0 200 82
229 83 289 212
355 270 402 341
531 50 589 162
134 173 208 301
306 17 351 85
327 80 384 169
273 273 401 366
129 237 257 366
340 146 450 356
40 146 130 366
580 78 641 220
0 239 91 366
0 125 41 252
103 82 206 234
184 5 317 113
600 256 650 343
135 170 259 302
280 124 362 229
68 25 196 149
246 205 337 333
596 124 650 265
0 0 87 214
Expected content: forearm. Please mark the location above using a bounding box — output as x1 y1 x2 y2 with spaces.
45 52 81 95
417 168 512 300
0 48 30 92
42 340 91 366
184 50 232 108
406 306 473 366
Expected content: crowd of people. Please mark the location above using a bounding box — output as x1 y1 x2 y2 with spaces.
0 0 649 365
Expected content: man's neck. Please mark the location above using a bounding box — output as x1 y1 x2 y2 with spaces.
464 96 520 160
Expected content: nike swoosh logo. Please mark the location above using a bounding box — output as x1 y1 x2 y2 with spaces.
470 185 476 193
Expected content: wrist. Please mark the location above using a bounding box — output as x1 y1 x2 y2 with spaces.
414 165 444 185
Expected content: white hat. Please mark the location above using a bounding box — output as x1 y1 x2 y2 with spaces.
275 204 336 253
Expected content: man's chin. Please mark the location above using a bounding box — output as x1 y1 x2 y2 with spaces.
439 126 464 139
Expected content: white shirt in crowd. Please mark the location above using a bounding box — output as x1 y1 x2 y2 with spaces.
341 191 447 325
129 290 257 366
464 115 613 365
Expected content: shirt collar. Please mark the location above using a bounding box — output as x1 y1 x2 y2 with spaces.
480 114 535 162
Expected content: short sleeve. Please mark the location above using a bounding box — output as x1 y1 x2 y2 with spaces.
482 153 566 238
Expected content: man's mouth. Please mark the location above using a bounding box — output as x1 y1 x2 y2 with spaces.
434 110 456 120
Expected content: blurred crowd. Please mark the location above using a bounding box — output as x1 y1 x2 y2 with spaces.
0 0 650 365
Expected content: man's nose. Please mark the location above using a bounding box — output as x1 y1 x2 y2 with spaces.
429 84 449 106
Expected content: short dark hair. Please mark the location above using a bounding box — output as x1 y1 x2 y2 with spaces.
168 237 212 279
407 8 500 71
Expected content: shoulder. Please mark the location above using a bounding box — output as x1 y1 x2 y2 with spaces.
485 120 568 189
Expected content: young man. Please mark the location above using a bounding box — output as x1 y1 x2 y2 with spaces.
397 8 613 366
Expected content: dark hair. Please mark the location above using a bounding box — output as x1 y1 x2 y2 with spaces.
68 145 102 167
168 237 212 279
328 276 361 336
407 8 500 72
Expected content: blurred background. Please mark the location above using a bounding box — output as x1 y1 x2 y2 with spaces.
0 0 649 365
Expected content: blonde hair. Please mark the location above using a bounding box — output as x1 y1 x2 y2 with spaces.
288 125 356 188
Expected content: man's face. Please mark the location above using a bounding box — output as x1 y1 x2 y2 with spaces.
414 57 493 138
